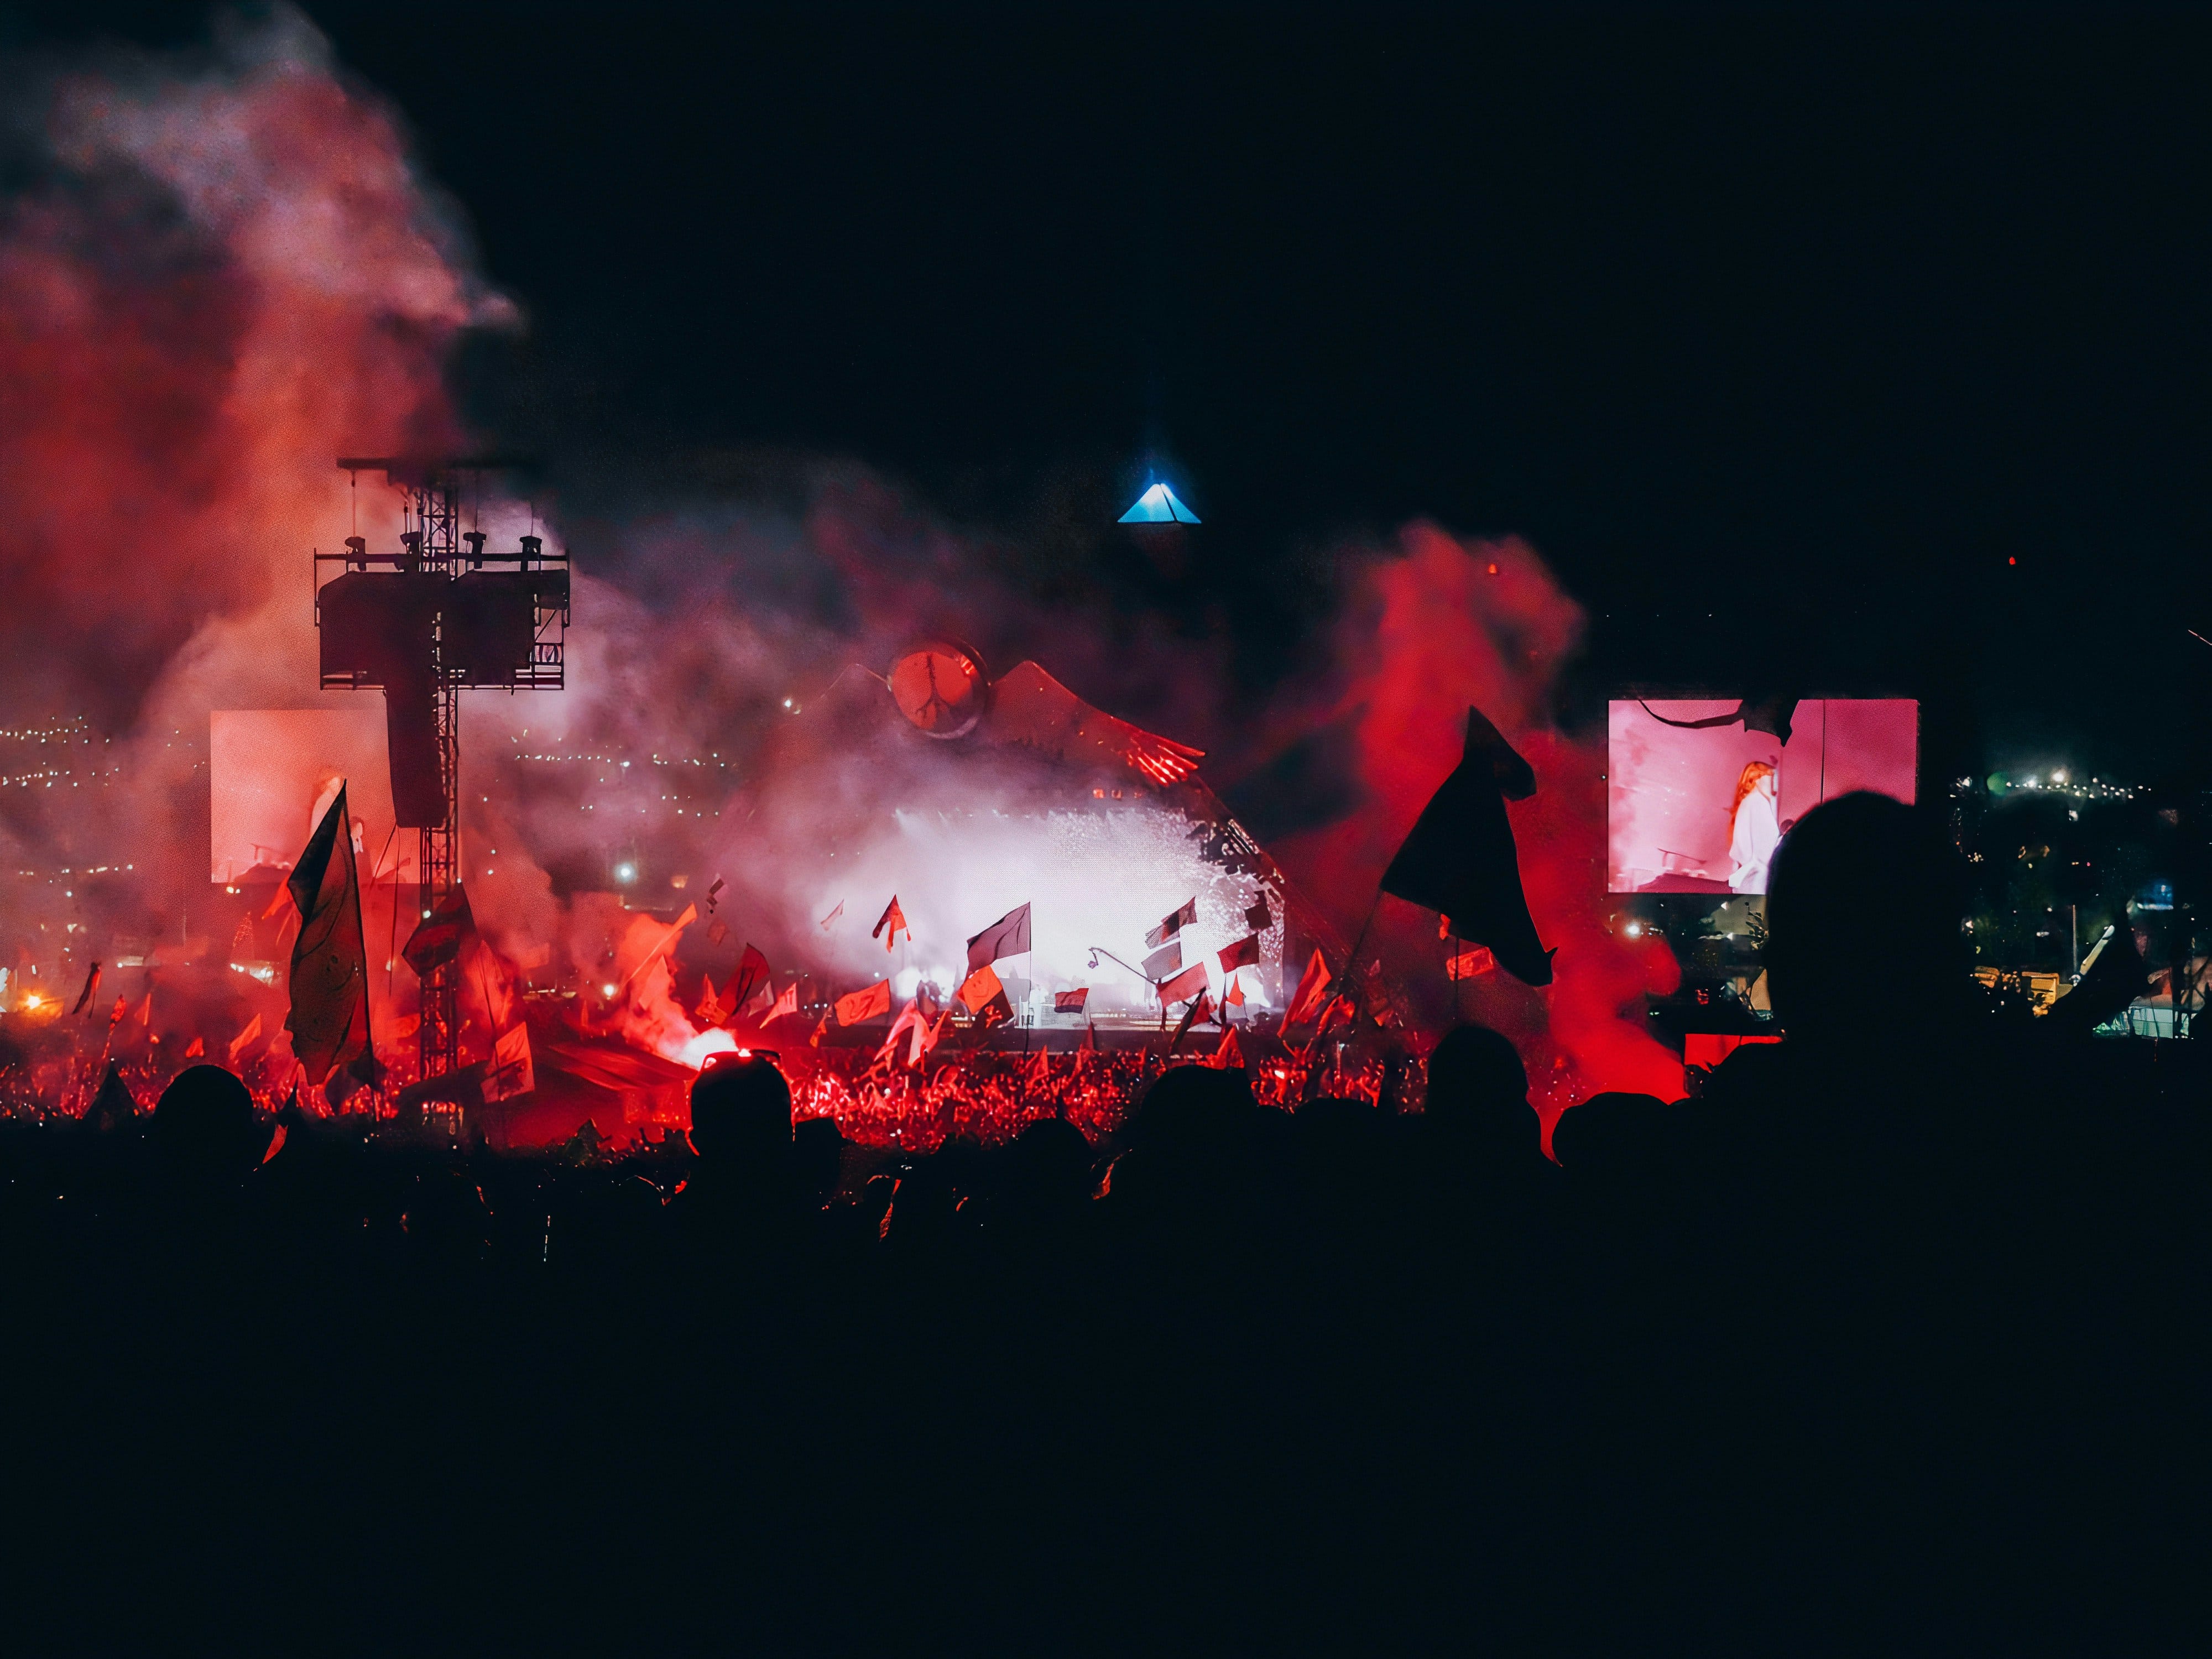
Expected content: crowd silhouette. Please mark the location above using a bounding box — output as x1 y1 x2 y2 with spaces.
0 794 2197 1647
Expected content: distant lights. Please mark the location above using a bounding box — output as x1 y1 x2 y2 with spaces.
602 983 617 998
615 862 636 883
1624 921 1643 937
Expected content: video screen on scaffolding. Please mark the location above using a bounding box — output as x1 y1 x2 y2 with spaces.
1607 699 1918 895
210 709 416 886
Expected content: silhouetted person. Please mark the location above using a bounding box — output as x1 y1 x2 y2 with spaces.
668 1051 798 1261
1422 1025 1549 1178
153 1064 267 1191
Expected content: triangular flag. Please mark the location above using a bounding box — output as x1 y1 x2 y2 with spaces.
1076 1021 1097 1057
284 784 371 1086
1117 481 1201 524
1168 992 1212 1053
966 903 1032 971
1217 933 1260 973
1223 973 1245 1008
1283 948 1333 1027
819 900 844 932
135 990 153 1026
694 972 726 1026
872 895 909 950
182 1035 205 1058
227 1013 263 1066
809 1014 830 1048
1206 1027 1245 1070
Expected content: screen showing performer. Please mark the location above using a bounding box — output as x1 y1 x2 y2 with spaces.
1607 699 1918 894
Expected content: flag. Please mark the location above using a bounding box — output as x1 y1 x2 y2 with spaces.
809 1014 830 1047
707 919 730 947
1206 1027 1245 1070
1217 933 1260 973
1245 895 1273 933
135 990 153 1026
484 1024 535 1102
726 945 770 1021
285 784 372 1086
873 895 910 951
956 963 1004 1013
734 975 775 1022
70 961 101 1016
1447 946 1498 981
1054 987 1090 1013
882 998 942 1068
767 980 800 1022
694 972 726 1026
1223 973 1245 1008
1076 1021 1097 1057
227 1013 263 1066
1141 941 1182 980
262 884 295 921
819 900 844 932
183 1036 205 1058
108 995 127 1026
1145 898 1197 950
966 902 1032 971
705 875 725 913
1024 1045 1052 1087
1379 706 1553 986
1283 948 1333 1027
835 979 893 1025
1157 962 1208 1005
402 886 476 977
1168 992 1212 1052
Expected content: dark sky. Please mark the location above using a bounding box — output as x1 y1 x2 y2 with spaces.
13 3 2212 779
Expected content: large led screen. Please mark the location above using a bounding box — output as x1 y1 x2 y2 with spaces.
210 709 416 885
1607 698 1917 894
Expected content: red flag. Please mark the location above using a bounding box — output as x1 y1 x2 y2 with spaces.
882 999 936 1069
484 1024 535 1102
262 885 295 922
1024 1045 1052 1087
1282 948 1333 1027
1053 987 1090 1013
1168 992 1212 1052
1206 1027 1245 1070
1217 933 1260 973
1145 898 1196 950
966 902 1032 971
809 1014 830 1047
182 1036 205 1058
819 900 844 932
108 995 128 1027
835 980 893 1025
1157 962 1208 1006
767 980 800 1022
70 961 101 1017
403 886 476 978
1447 945 1498 981
135 990 153 1027
1223 974 1245 1008
694 972 726 1026
956 963 1004 1013
1245 895 1273 932
872 895 909 950
726 946 770 1021
707 918 730 946
1076 1021 1097 1057
284 784 371 1086
227 1013 263 1066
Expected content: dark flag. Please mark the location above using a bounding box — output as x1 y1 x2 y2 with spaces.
70 961 101 1016
1054 987 1090 1013
1168 992 1213 1052
402 886 476 978
285 782 372 1086
872 895 910 951
1244 895 1273 933
1145 899 1197 950
1141 941 1182 980
1379 707 1553 987
726 945 771 1021
966 902 1032 971
1217 934 1260 973
83 1062 138 1131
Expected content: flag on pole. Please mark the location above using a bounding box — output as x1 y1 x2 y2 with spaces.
735 974 775 1022
819 900 844 932
1379 706 1553 986
881 999 935 1068
1076 1021 1097 1057
1217 933 1260 973
726 945 770 1021
135 990 153 1026
1157 962 1209 1006
402 886 476 977
1145 899 1197 950
1168 992 1212 1052
809 1014 830 1047
183 1036 205 1058
108 995 128 1027
705 875 726 914
1282 948 1333 1027
1024 1045 1052 1088
694 973 726 1026
1223 973 1245 1008
1206 1027 1245 1070
262 884 295 921
956 963 1004 1013
966 902 1032 971
227 1013 263 1066
835 980 893 1025
1245 895 1273 933
70 961 101 1016
1141 941 1182 980
767 980 800 1022
484 1024 535 1102
1053 987 1090 1013
873 895 910 951
284 784 371 1086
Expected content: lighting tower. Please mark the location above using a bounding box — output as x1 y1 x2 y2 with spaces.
317 458 569 1082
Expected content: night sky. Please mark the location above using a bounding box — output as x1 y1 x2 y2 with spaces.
12 3 2210 780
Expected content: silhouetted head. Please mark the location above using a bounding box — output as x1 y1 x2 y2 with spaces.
687 1052 792 1167
1426 1024 1531 1132
153 1064 264 1181
1126 1063 1257 1203
1765 791 1966 1036
1008 1116 1094 1211
1552 1091 1670 1177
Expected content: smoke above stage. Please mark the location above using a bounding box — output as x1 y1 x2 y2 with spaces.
0 9 1682 1119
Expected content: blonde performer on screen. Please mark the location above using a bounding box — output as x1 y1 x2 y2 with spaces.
1727 761 1780 894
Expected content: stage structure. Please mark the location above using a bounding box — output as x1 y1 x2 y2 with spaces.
317 457 569 1081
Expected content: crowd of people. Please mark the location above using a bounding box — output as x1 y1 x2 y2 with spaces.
0 792 2197 1646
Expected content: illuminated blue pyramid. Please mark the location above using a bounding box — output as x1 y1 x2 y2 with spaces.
1118 481 1201 524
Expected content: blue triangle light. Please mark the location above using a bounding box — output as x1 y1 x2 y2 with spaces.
1118 481 1200 524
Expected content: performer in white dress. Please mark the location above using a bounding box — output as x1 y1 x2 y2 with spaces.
1727 761 1781 894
